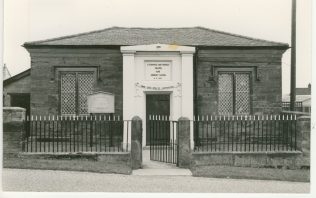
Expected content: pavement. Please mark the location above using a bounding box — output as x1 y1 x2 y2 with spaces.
133 150 192 176
1 150 310 193
1 168 310 193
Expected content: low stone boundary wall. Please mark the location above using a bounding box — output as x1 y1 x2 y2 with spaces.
189 115 310 180
191 151 303 170
3 107 140 175
3 107 26 156
4 152 132 174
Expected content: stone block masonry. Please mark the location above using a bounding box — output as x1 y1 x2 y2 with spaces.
4 152 132 175
178 117 191 168
190 115 311 181
3 106 133 174
28 47 123 116
131 116 142 169
196 48 285 115
3 107 26 156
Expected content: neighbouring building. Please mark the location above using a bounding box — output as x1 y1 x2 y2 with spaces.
3 69 31 117
7 26 288 146
282 83 311 113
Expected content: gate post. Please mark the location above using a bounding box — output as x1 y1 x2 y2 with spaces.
178 117 191 168
3 107 26 155
131 116 142 169
296 116 310 167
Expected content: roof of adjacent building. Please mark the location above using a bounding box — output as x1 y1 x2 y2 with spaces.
296 87 311 95
3 68 30 86
282 95 311 103
23 26 289 48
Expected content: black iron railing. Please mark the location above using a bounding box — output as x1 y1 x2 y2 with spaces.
148 115 178 165
282 102 303 112
23 115 130 153
193 115 297 152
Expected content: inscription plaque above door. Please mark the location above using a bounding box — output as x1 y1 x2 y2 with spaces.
145 61 171 81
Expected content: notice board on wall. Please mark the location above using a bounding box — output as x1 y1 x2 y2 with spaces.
87 91 115 113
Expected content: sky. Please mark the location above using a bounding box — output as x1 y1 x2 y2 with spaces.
3 0 312 94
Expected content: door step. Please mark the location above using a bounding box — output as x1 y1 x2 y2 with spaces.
132 168 192 176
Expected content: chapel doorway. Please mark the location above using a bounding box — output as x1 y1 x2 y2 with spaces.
146 94 170 145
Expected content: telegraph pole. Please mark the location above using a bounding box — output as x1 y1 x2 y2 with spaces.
290 0 296 111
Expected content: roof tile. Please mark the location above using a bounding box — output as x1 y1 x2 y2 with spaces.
24 27 288 47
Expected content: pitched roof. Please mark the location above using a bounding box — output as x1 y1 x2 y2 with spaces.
3 69 30 86
24 26 288 48
282 95 311 103
296 88 311 95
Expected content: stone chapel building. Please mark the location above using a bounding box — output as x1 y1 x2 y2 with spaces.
5 26 288 145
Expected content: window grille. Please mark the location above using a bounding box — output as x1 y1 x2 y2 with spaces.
218 72 250 115
218 74 233 115
60 73 76 115
78 73 94 114
235 73 250 114
60 71 95 115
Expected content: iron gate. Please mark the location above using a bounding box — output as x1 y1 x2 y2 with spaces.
148 115 178 165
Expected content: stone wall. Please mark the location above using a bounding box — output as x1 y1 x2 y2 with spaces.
190 115 311 177
191 151 302 170
3 74 31 107
296 116 311 167
3 107 26 156
26 47 285 117
131 116 142 169
196 48 285 115
3 106 133 174
26 47 123 116
4 152 132 175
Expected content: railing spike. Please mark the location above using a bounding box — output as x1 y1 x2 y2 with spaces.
206 115 209 121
